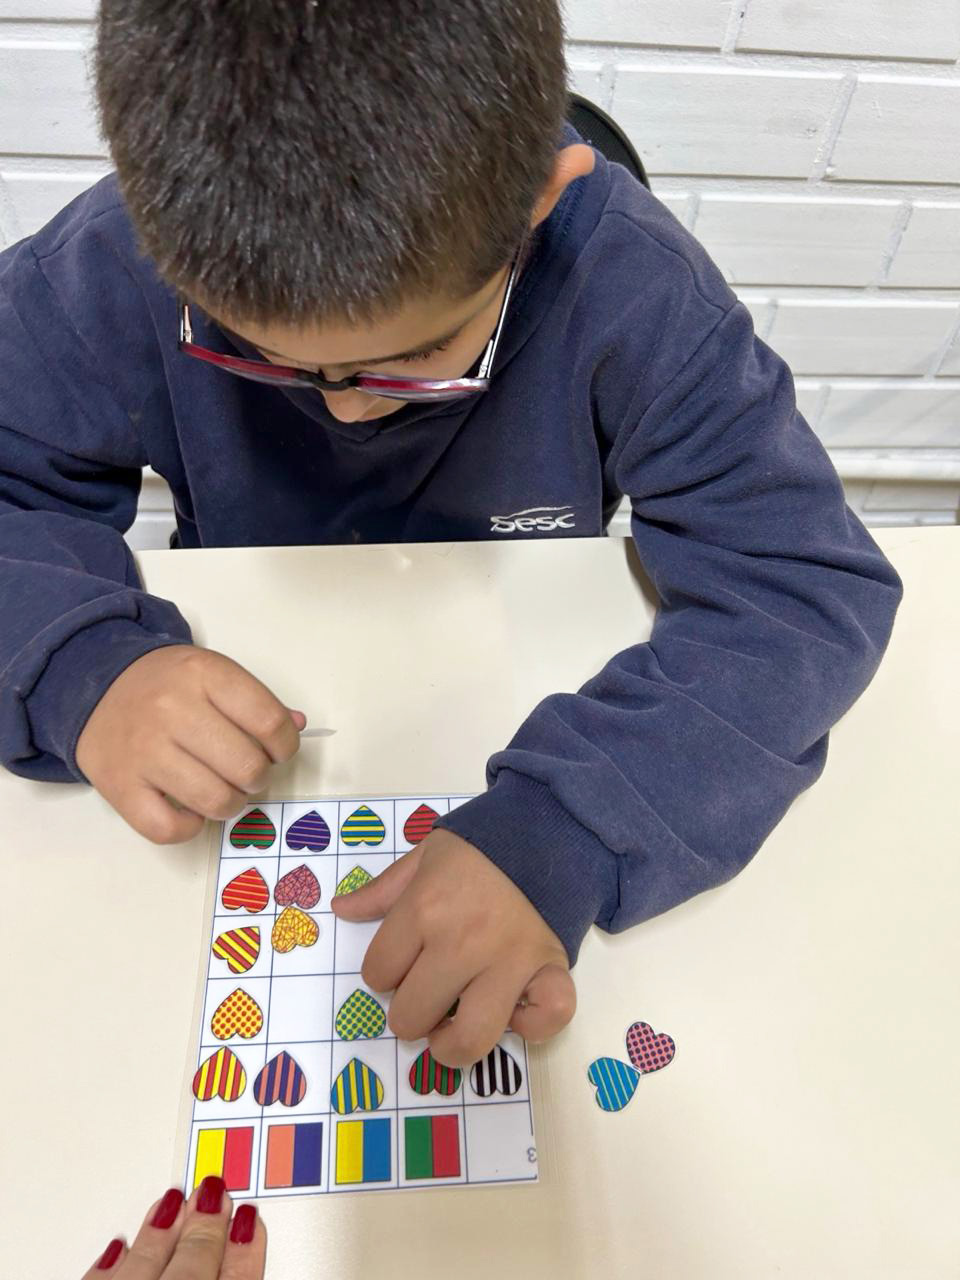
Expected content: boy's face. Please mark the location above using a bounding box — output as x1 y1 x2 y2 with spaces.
212 263 513 424
207 144 596 425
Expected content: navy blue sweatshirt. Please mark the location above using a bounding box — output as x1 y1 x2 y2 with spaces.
0 127 902 963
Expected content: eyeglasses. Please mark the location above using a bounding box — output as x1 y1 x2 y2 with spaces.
177 238 526 404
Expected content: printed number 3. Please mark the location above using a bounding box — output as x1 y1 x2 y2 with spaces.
527 1146 537 1163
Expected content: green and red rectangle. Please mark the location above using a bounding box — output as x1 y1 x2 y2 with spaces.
404 1113 460 1179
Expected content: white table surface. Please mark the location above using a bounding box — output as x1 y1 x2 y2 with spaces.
1 529 957 1279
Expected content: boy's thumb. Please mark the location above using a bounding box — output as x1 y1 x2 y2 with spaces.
331 845 424 922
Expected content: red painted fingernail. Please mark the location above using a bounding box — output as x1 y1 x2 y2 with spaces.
197 1174 226 1214
229 1203 257 1245
150 1187 184 1229
96 1238 124 1270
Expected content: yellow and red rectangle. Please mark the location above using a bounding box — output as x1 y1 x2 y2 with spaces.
193 1126 254 1191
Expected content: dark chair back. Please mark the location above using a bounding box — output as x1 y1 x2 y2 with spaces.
567 93 650 191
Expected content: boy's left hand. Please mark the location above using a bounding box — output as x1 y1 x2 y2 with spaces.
331 829 576 1066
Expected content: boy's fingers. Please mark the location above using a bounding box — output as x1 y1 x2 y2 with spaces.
385 950 466 1043
360 902 423 993
148 745 248 822
428 964 525 1068
206 663 301 764
507 963 577 1043
101 1189 186 1280
220 1207 268 1280
119 783 205 845
172 710 272 796
332 845 424 922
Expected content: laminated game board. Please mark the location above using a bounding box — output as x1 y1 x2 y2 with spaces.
183 796 538 1197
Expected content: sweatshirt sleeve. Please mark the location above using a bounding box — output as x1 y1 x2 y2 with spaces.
439 300 904 964
0 225 192 783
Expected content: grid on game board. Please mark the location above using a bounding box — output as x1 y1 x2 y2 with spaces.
187 796 537 1196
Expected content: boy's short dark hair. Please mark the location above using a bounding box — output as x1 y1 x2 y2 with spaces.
94 1 570 326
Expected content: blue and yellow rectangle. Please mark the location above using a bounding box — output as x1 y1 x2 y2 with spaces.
335 1117 391 1184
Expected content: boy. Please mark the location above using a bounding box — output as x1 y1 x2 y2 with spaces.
0 1 902 1067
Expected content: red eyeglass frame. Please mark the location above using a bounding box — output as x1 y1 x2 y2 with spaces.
176 237 527 403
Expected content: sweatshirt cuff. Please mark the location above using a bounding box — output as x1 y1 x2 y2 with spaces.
25 619 188 781
436 772 619 967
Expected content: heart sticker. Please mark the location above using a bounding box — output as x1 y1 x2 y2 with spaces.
469 1046 523 1098
340 805 385 847
211 926 261 974
271 906 319 953
408 1049 461 1096
331 1058 384 1115
626 1021 676 1074
335 989 387 1041
402 803 439 846
285 809 331 853
274 863 321 909
254 1051 307 1106
336 865 373 896
587 1057 641 1112
229 808 276 850
211 989 263 1040
193 1047 247 1101
221 868 269 913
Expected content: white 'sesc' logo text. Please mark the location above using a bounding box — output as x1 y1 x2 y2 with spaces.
490 506 576 534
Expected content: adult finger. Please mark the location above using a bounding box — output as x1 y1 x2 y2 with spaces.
205 662 301 764
508 964 577 1043
81 1238 127 1278
332 845 424 922
220 1204 267 1280
148 744 248 821
386 950 468 1043
163 1176 232 1280
95 1188 186 1280
429 964 526 1067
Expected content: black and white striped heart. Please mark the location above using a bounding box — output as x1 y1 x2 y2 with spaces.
470 1045 522 1097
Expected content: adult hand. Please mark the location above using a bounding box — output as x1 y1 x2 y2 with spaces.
76 645 304 843
83 1177 265 1279
332 828 577 1066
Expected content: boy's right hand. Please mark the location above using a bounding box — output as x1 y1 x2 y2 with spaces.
75 645 304 844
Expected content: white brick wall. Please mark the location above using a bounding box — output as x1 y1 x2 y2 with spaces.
1 1 958 541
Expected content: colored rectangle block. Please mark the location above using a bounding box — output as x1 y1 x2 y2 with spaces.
431 1114 460 1177
335 1118 391 1184
404 1114 460 1180
292 1123 324 1187
193 1127 253 1191
404 1114 432 1180
265 1123 324 1189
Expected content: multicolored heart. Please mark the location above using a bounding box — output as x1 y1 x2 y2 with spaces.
408 1049 461 1096
340 805 385 847
587 1057 641 1112
193 1047 247 1101
470 1046 522 1098
335 989 387 1041
271 906 319 953
402 803 439 846
229 808 276 849
211 926 261 974
331 1058 384 1114
254 1051 306 1106
210 989 263 1041
274 863 321 909
336 865 373 896
285 809 331 853
221 867 269 913
626 1021 676 1074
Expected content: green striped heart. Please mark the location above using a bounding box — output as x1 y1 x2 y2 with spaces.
408 1049 461 1096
